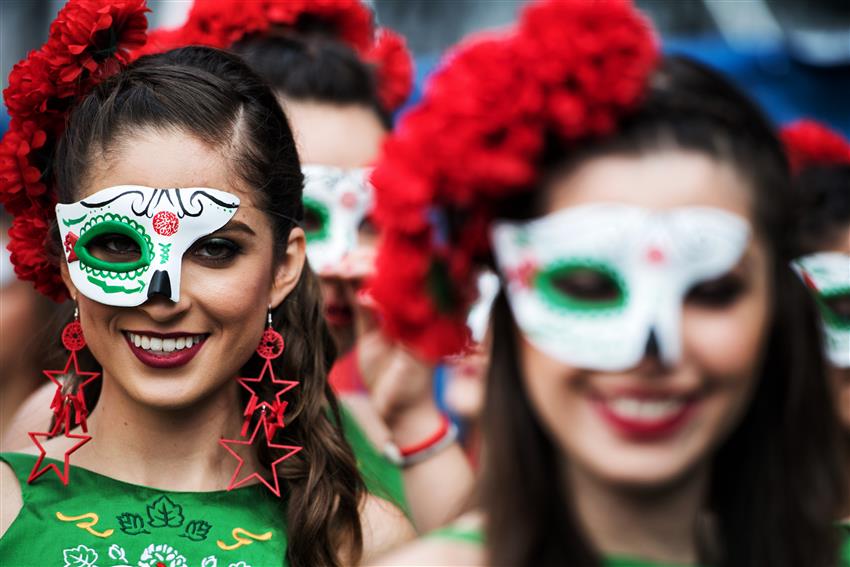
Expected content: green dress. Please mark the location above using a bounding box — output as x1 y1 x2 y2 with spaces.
0 408 409 567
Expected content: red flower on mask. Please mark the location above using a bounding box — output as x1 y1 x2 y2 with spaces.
781 120 850 173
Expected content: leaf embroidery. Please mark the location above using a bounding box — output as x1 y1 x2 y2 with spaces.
146 495 185 528
201 557 218 567
107 544 127 562
180 519 212 541
116 512 149 535
62 544 98 567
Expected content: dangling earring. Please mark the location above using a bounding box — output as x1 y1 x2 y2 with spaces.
219 305 301 496
28 304 101 485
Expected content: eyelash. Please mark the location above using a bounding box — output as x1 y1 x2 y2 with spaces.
189 237 242 265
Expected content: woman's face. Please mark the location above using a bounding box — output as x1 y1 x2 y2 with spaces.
61 129 304 410
517 151 772 487
284 99 386 352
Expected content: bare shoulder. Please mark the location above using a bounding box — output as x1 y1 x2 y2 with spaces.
1 382 55 451
360 493 417 562
369 511 486 566
0 460 23 539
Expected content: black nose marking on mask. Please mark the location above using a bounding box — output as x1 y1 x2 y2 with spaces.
148 270 172 299
645 329 661 358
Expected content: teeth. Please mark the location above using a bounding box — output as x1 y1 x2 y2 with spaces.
607 398 684 422
127 332 204 354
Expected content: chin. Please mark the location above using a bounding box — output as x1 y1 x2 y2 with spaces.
578 445 705 490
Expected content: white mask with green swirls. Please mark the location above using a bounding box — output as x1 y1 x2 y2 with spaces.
491 203 751 372
56 185 239 307
792 252 850 368
301 165 373 273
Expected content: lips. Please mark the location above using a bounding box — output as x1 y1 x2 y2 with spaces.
324 302 353 327
123 330 208 369
592 393 699 440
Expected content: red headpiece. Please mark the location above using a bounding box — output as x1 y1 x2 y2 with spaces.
0 0 150 300
368 0 659 360
131 0 414 113
780 120 850 174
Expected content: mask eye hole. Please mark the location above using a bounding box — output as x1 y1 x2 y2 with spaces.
75 219 152 273
535 260 627 313
821 292 850 328
303 197 330 243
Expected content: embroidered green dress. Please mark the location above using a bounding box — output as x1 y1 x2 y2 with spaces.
0 409 409 567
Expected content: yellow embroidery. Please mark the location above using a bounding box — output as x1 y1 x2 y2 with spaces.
216 527 273 551
55 512 114 538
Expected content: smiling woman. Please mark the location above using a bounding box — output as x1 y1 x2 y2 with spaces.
0 2 414 565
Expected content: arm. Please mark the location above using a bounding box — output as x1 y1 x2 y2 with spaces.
0 462 23 539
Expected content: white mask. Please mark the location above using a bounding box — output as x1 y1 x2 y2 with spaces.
491 203 750 371
791 252 850 368
56 185 239 307
302 165 373 273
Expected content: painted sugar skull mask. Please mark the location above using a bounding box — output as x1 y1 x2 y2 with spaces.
491 203 750 372
792 252 850 367
56 185 239 307
301 164 373 273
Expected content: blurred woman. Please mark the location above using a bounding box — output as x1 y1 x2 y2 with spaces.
369 1 847 565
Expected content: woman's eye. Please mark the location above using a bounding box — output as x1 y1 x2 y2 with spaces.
550 268 621 302
823 294 850 322
86 234 141 261
535 262 626 312
190 238 240 263
303 206 325 234
686 275 745 308
302 199 330 242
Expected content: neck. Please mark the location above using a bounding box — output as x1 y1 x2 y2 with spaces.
75 374 254 491
566 460 708 565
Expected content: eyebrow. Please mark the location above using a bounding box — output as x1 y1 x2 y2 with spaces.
214 220 256 236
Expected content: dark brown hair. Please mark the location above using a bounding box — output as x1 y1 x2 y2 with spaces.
792 163 850 254
52 46 365 567
233 29 392 128
482 56 847 567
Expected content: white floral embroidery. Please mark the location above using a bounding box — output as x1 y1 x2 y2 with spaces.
108 544 128 563
201 556 218 567
228 562 252 567
137 543 188 567
63 544 99 567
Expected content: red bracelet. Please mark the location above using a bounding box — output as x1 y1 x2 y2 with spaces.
399 414 451 457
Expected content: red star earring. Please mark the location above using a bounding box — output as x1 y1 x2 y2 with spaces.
28 305 100 485
221 306 301 496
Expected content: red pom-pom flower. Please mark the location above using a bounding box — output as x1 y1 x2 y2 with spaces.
781 120 850 174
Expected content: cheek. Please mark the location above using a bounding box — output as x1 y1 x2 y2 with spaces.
182 262 270 326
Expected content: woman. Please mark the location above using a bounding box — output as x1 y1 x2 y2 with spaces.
0 2 411 565
370 1 847 565
783 120 850 518
139 0 475 532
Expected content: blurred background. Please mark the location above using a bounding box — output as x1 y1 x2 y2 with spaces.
1 0 849 135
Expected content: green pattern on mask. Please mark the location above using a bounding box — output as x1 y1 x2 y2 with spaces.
62 214 88 227
86 275 147 295
534 258 628 315
75 214 154 278
158 243 171 264
303 196 331 243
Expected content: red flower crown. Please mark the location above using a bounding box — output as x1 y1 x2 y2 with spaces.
369 0 659 361
132 0 414 112
1 0 150 300
780 120 850 174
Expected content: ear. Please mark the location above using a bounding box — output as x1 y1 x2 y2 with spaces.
59 260 78 302
269 226 306 309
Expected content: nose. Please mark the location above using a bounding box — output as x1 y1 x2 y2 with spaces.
148 270 172 300
645 329 660 359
